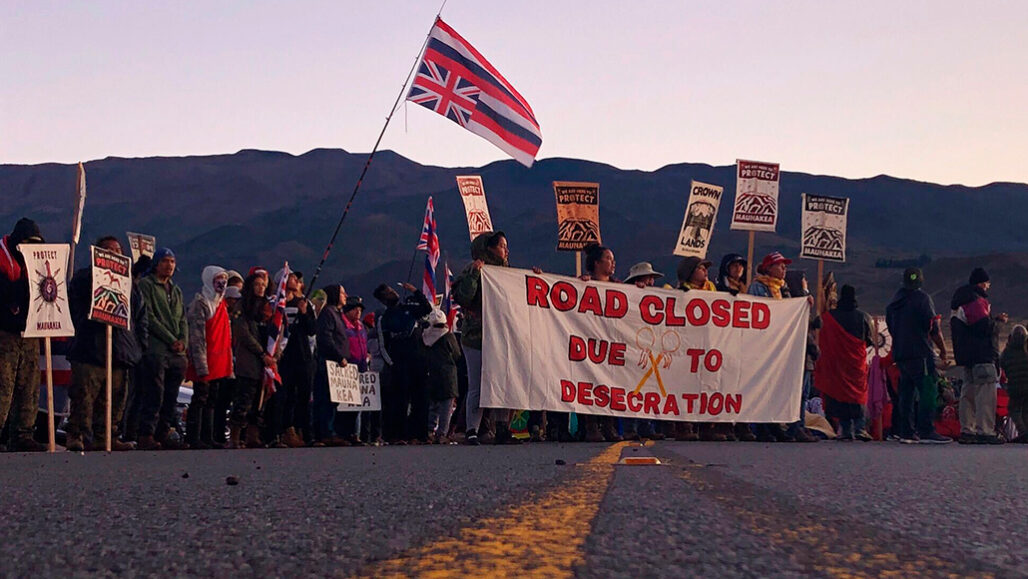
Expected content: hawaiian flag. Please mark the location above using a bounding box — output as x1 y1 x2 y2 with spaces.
417 197 440 300
441 262 459 330
263 261 290 395
406 18 542 168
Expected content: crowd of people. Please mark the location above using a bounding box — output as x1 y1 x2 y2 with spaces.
0 216 1020 451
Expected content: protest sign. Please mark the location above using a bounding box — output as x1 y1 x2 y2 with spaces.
480 266 809 422
730 160 780 232
88 246 132 331
327 362 360 405
673 181 724 258
336 371 383 411
126 232 156 263
456 175 494 241
553 181 601 251
800 194 849 262
20 244 75 338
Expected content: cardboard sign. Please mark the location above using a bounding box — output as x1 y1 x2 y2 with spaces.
327 362 360 405
456 175 495 241
673 181 724 258
20 244 75 338
336 371 383 412
730 159 780 232
800 194 849 262
126 232 156 263
553 181 601 251
480 266 809 422
88 246 132 330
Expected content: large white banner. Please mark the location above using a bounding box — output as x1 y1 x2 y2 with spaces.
800 194 848 263
455 176 495 242
673 180 723 258
481 266 808 422
730 159 780 232
20 243 75 338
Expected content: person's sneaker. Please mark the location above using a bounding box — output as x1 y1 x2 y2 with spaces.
919 433 952 444
854 430 873 442
885 434 900 442
465 430 480 446
837 434 854 442
982 434 1005 445
899 435 920 444
793 428 819 443
136 435 162 451
958 433 977 444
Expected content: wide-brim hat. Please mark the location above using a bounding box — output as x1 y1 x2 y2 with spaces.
625 262 664 283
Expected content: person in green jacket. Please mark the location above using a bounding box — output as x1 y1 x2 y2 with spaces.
134 247 189 450
452 231 513 445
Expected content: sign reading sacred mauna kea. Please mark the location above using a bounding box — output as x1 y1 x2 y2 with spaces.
480 266 808 422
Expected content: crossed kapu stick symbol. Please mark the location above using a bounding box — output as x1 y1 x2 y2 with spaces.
634 327 680 397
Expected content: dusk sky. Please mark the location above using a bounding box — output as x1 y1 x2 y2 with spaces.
3 1 1026 186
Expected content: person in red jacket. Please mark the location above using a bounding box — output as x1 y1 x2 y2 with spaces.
185 266 233 449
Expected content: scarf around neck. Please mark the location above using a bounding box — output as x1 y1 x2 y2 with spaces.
755 274 786 299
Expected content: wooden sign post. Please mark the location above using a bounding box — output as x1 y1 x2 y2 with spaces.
88 245 133 453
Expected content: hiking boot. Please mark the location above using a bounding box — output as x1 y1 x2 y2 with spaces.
279 425 302 448
225 426 244 449
92 436 135 452
137 435 163 451
12 436 46 452
735 424 757 442
918 433 951 445
674 423 699 442
66 434 85 452
792 428 819 443
244 427 264 449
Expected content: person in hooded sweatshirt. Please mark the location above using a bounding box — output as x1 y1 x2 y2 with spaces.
185 266 233 449
422 308 462 444
713 254 757 442
374 281 432 445
0 218 48 452
66 236 148 452
885 268 952 444
1000 325 1028 443
815 285 874 441
951 267 1008 444
227 273 275 449
715 253 748 296
452 231 519 445
333 295 369 444
675 256 724 442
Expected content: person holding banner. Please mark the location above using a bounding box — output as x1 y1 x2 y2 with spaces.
576 244 623 443
136 248 189 450
621 262 665 442
715 254 748 296
452 231 520 445
312 284 350 447
227 273 276 449
0 218 48 452
66 236 148 452
185 266 233 449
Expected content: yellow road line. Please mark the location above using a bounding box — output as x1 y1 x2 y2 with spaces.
356 442 627 578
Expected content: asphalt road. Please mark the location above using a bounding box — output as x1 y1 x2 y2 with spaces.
0 441 1025 577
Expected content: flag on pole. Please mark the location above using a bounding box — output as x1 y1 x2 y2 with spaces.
416 197 440 300
72 162 86 246
441 262 459 330
264 262 289 395
406 18 542 168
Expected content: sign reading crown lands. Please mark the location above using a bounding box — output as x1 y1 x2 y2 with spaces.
20 243 75 338
455 176 495 242
674 181 724 258
553 181 601 251
480 266 809 422
88 246 132 330
730 160 780 232
800 194 849 262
